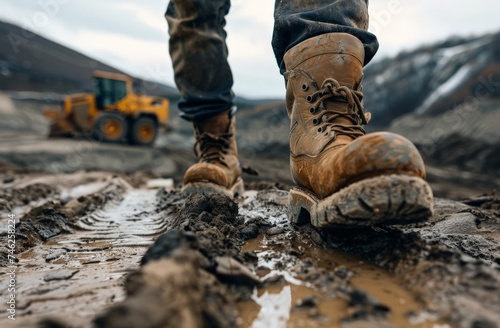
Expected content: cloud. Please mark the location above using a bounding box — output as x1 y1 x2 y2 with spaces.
369 0 500 58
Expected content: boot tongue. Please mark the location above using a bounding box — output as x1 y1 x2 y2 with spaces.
194 110 232 164
321 99 357 143
311 58 363 138
196 110 231 135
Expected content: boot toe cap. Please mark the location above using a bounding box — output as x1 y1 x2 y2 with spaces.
310 132 426 198
184 163 231 188
342 132 426 182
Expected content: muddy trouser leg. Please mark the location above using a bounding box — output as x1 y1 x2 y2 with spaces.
272 0 379 73
166 0 233 122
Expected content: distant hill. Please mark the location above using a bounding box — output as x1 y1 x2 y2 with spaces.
0 20 179 99
0 21 118 93
0 20 282 109
363 32 500 175
364 32 500 126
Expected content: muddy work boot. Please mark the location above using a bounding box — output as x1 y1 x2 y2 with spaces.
182 108 244 198
284 33 434 228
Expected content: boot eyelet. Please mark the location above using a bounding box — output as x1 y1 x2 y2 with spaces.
312 118 319 125
309 107 316 114
301 83 309 91
306 95 313 103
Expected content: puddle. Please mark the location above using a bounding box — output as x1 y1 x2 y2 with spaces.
239 236 439 328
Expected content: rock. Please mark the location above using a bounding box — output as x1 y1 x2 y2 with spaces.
44 249 67 262
44 270 78 282
214 256 260 286
240 223 259 240
296 295 318 308
267 226 285 236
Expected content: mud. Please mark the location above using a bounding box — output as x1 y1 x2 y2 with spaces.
319 198 500 327
0 183 56 213
94 190 439 328
0 176 170 327
96 193 246 328
0 176 128 267
1 170 500 328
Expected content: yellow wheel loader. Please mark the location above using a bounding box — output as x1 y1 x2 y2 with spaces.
44 71 170 146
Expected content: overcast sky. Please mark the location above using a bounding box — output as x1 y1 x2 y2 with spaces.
1 0 499 99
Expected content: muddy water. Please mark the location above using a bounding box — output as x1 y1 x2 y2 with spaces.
1 189 167 327
239 236 438 328
236 190 440 327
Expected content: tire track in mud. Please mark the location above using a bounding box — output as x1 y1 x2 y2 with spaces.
73 189 168 247
0 180 170 327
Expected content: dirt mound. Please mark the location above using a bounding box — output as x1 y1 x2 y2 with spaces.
463 193 500 211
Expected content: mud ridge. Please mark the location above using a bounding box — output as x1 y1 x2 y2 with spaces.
94 192 250 328
0 183 56 213
0 177 128 267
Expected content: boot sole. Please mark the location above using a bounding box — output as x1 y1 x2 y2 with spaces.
182 177 245 199
289 174 434 228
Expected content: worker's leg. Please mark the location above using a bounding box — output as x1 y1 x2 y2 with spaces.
166 0 233 121
272 0 379 74
166 0 242 198
278 1 434 227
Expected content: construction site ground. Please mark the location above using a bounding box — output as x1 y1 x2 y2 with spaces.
0 94 500 328
0 134 499 328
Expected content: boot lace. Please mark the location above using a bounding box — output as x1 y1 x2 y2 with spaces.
194 132 231 167
306 78 370 139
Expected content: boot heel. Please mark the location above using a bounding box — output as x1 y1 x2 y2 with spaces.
230 178 245 198
288 187 318 225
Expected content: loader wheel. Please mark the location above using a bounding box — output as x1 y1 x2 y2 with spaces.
94 113 127 143
130 117 157 146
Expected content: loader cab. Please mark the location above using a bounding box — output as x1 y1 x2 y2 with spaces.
92 71 132 110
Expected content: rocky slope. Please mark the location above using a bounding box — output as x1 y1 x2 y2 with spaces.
364 32 500 126
363 32 500 176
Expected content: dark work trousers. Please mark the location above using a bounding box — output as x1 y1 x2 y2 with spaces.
166 0 378 121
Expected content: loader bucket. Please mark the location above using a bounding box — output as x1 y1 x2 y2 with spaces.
43 107 77 137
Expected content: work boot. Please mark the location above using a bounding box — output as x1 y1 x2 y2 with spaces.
182 108 244 198
284 33 434 228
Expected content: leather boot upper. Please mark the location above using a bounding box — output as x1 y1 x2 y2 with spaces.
284 33 426 199
184 108 241 189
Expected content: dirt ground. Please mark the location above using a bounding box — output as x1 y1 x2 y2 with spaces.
0 166 499 328
1 95 500 327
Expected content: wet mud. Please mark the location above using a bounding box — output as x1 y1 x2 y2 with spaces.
1 171 499 327
319 198 500 327
93 190 441 328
